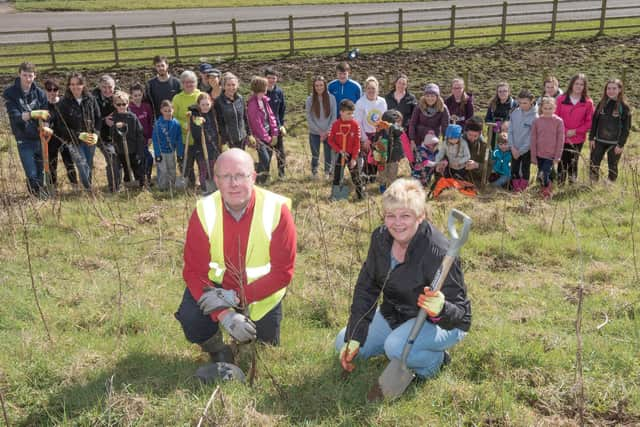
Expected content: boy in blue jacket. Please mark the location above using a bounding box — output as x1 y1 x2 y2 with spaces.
2 62 49 196
152 100 184 190
328 62 362 116
490 132 512 188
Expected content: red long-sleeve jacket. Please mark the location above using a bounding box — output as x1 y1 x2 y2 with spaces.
182 190 297 321
328 118 361 159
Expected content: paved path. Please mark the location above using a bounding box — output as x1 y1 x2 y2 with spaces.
0 0 638 43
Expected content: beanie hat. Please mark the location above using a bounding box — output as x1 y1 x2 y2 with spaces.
423 83 440 96
445 124 463 140
423 134 440 147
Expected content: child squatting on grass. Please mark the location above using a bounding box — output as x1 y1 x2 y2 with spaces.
490 132 512 189
434 124 472 181
151 100 184 191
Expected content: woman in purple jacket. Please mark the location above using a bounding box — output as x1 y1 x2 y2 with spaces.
247 76 279 184
408 83 450 149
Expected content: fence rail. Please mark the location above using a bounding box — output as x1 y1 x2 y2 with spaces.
0 0 639 71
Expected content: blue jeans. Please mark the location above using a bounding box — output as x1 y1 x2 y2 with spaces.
309 133 332 175
490 173 510 188
67 143 95 189
16 139 43 195
537 158 553 186
255 141 272 184
335 309 466 379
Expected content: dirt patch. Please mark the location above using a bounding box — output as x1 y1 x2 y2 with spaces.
1 34 639 112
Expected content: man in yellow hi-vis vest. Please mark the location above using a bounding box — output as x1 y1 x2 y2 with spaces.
176 148 297 382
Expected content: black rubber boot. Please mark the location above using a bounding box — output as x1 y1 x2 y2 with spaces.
200 331 234 363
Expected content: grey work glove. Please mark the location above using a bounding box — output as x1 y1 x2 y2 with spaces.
220 310 256 343
197 287 238 315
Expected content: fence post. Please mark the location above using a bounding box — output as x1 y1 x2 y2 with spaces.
171 22 180 63
231 18 238 59
398 8 404 50
550 0 558 40
500 2 508 42
344 12 350 53
449 5 456 47
111 25 120 67
46 27 56 70
598 0 607 36
288 15 295 56
463 70 471 93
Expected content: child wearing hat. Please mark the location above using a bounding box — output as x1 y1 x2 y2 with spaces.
412 132 439 187
408 83 450 149
435 124 471 181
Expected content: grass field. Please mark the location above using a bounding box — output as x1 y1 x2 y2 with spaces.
1 35 640 426
12 0 426 12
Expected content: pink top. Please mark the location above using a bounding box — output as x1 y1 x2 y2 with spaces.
554 94 594 145
129 102 154 140
530 114 565 163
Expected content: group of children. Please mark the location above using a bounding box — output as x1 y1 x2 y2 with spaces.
324 75 631 201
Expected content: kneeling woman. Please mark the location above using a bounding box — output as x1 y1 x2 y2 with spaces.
335 178 471 378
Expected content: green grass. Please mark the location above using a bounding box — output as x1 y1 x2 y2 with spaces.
1 17 639 73
1 35 640 425
12 0 430 12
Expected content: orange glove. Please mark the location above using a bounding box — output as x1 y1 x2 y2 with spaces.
339 340 360 372
417 289 445 317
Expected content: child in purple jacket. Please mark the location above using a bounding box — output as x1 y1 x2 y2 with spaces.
129 83 154 185
247 76 279 184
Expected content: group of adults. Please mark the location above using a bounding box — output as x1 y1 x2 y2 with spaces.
2 56 287 196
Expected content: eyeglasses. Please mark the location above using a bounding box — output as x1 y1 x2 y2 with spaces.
45 87 58 92
115 102 127 107
216 173 252 183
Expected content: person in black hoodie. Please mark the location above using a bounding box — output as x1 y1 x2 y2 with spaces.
187 93 219 193
589 78 632 182
44 78 78 188
215 73 250 149
335 178 471 379
2 62 49 195
485 82 518 149
57 72 101 190
111 90 146 190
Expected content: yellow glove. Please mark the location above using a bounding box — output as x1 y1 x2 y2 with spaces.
417 289 445 317
31 110 50 120
247 135 257 148
221 144 230 152
40 126 54 136
279 125 287 136
193 116 205 126
339 340 360 372
79 132 99 146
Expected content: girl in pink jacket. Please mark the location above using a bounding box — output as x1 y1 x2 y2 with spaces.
554 73 594 184
247 76 279 184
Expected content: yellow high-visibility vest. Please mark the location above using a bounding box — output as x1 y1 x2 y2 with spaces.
196 187 292 321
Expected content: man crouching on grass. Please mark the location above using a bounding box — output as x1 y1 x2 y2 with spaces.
175 148 297 383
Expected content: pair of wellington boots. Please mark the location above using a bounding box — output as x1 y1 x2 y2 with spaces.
511 178 529 193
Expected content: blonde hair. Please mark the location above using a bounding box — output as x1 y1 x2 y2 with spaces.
364 76 379 90
419 94 445 112
113 90 129 104
382 178 427 218
539 96 556 109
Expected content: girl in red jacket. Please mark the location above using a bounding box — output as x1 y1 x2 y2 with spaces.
555 73 594 184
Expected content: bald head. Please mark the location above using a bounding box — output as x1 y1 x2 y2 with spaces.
214 148 254 175
213 148 257 214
